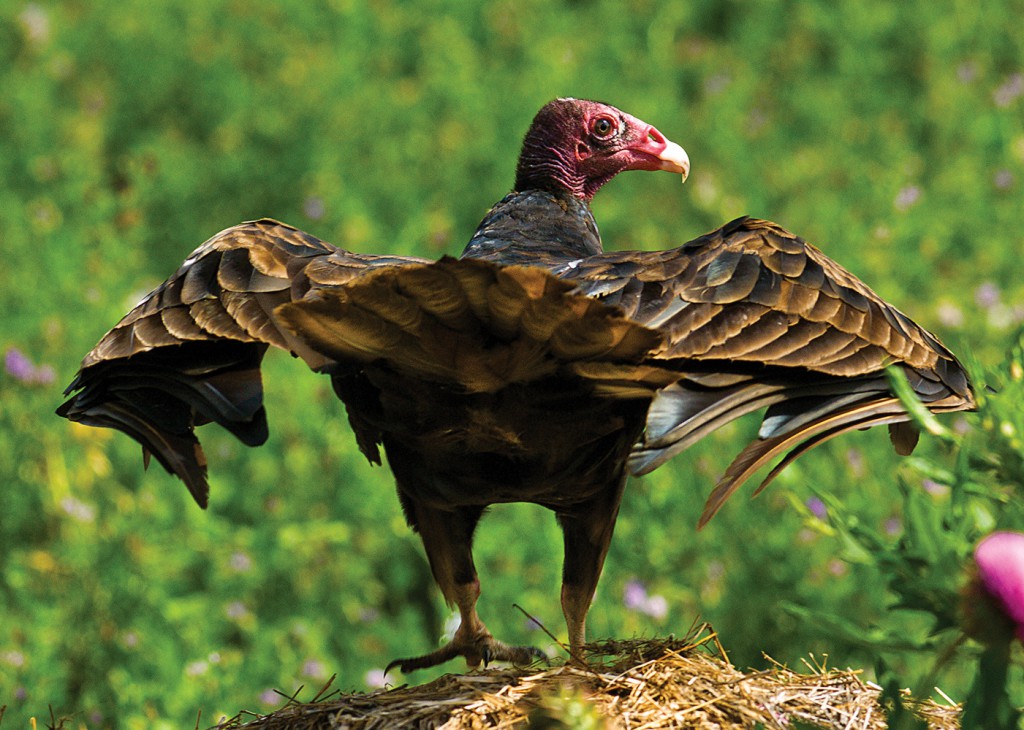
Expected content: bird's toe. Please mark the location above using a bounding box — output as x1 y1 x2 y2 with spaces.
481 639 547 667
385 635 545 674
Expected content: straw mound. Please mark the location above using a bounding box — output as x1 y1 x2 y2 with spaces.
217 633 960 729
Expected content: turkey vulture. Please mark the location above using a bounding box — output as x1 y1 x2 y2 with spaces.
58 98 974 672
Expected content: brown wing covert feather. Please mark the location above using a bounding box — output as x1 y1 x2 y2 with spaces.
58 219 426 506
560 217 974 523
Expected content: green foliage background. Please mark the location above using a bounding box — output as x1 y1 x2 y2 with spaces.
1 1 1022 726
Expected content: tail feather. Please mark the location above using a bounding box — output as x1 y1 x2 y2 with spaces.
697 396 909 528
629 380 789 475
622 356 974 527
693 387 973 528
629 372 893 477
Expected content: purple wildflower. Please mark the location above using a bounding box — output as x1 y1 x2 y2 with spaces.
623 579 648 610
623 579 668 618
259 688 280 705
921 479 950 498
4 347 55 385
5 348 34 382
806 497 828 521
828 559 848 577
229 551 253 572
994 73 1024 108
894 185 921 211
975 281 1001 309
973 532 1024 641
995 169 1015 190
302 658 326 679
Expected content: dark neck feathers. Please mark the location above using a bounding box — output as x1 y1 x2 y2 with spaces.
461 191 603 263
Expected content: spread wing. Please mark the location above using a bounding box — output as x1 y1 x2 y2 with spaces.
556 217 974 525
59 214 974 525
57 218 427 506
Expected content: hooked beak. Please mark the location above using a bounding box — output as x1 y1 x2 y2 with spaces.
647 126 689 180
655 139 689 179
624 116 690 181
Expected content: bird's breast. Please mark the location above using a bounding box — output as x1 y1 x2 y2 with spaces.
351 371 648 511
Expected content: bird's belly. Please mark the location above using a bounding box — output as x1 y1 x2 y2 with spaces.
362 375 649 512
387 438 637 511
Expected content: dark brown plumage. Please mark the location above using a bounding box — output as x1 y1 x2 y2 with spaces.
58 98 974 672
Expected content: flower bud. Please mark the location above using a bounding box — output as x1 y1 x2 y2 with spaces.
963 532 1024 643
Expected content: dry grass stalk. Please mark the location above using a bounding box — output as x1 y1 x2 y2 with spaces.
216 632 961 730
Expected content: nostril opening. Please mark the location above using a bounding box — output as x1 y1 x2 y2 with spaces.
647 127 666 145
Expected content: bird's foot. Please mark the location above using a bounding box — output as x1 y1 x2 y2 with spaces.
385 633 546 674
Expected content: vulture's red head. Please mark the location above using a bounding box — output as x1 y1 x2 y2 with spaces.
514 98 689 202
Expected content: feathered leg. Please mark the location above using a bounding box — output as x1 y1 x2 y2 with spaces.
386 502 544 674
557 476 627 661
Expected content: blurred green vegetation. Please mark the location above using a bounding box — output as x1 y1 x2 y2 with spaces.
1 0 1023 726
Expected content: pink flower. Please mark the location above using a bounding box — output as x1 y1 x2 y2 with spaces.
973 532 1024 641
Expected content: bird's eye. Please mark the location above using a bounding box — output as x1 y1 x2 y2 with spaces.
591 116 615 138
